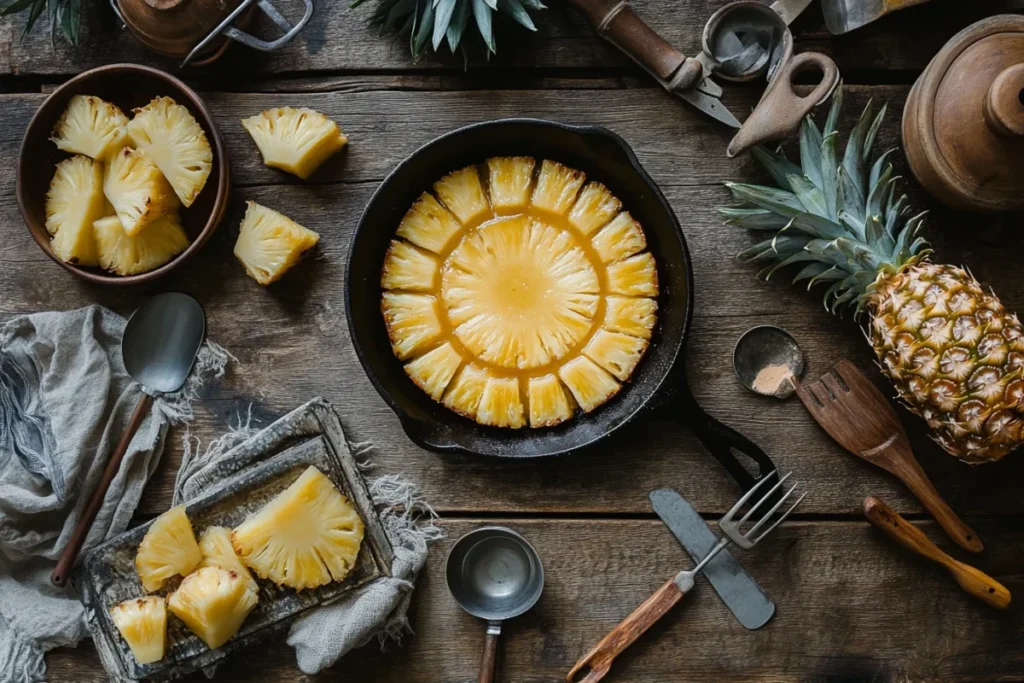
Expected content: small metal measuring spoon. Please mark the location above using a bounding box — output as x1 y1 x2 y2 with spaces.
447 527 545 683
51 293 206 587
733 325 805 400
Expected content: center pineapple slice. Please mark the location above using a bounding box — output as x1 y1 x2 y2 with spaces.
233 201 320 285
135 505 202 593
110 596 167 665
231 466 365 590
94 213 189 275
51 95 129 161
198 526 257 591
45 155 106 266
167 566 258 650
104 147 179 236
241 107 347 180
380 156 659 429
127 96 213 207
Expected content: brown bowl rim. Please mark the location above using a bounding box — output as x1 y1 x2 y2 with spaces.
16 63 230 286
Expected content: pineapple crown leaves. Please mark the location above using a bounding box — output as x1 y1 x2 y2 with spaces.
718 84 930 317
353 0 544 59
1 0 79 45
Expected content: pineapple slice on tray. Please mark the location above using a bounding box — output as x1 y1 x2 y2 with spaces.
167 567 258 650
531 159 586 215
434 166 490 224
234 201 320 285
232 466 364 590
198 526 257 590
135 505 202 593
94 213 188 276
241 107 347 180
110 596 167 665
396 193 462 254
104 147 179 236
381 292 443 360
487 156 536 211
381 240 437 292
127 96 213 207
46 155 106 266
51 95 129 161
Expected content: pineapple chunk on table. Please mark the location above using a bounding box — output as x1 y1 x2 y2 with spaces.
51 95 129 161
241 107 346 180
104 147 179 236
234 201 320 285
93 213 188 276
46 155 106 266
110 596 167 665
135 505 202 593
127 96 212 207
168 567 258 649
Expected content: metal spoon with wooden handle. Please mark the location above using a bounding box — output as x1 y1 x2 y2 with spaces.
864 497 1011 609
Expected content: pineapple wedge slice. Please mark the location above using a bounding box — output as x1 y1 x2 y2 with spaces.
167 567 258 649
381 240 437 292
568 182 622 236
46 155 105 265
51 95 129 161
605 296 658 340
531 160 585 215
487 156 536 210
110 596 167 665
232 466 365 590
94 213 188 275
477 376 525 428
443 364 490 419
404 342 463 400
582 329 648 381
396 192 462 254
242 107 346 180
559 356 620 412
528 374 574 428
591 212 646 263
135 505 202 593
607 253 659 297
381 292 443 360
434 166 490 224
234 201 320 285
127 96 213 207
104 147 179 236
198 526 256 590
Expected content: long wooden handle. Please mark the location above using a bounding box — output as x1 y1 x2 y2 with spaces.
51 392 154 587
478 627 500 683
887 449 983 553
566 578 684 682
864 497 1011 610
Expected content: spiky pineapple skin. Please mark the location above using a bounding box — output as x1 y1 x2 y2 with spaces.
869 262 1024 463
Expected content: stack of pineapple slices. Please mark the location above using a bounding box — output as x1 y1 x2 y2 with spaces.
109 467 364 665
380 157 659 429
44 94 213 275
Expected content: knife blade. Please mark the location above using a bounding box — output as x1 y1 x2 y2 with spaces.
674 87 742 129
650 488 775 630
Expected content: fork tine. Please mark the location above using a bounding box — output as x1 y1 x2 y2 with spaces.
744 482 798 537
807 381 832 405
750 490 808 545
821 372 846 397
737 472 792 526
722 470 779 523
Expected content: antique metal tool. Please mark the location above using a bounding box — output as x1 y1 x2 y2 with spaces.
566 0 839 155
822 0 933 34
567 472 806 683
650 488 776 630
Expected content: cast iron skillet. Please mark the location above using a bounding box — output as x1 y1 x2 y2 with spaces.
345 119 777 491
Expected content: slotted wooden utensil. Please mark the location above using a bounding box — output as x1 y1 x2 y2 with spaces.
864 497 1010 609
794 359 983 553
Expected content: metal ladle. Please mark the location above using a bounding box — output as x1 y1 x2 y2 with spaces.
51 293 206 587
733 325 805 400
446 527 545 683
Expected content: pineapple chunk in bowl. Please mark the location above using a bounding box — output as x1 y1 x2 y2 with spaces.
16 64 230 285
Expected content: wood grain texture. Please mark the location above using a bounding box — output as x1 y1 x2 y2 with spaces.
0 0 1019 75
45 518 1024 682
1 84 1023 517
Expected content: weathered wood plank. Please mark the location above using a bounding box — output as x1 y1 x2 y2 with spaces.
2 84 1022 516
0 0 1017 76
45 518 1024 682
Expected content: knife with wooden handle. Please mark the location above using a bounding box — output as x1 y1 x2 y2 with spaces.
863 497 1011 610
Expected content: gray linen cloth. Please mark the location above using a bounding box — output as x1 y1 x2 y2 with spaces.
0 306 229 683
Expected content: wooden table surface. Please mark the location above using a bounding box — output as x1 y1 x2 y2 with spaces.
3 0 1023 680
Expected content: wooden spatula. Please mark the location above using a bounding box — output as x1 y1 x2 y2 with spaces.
795 359 983 553
864 497 1010 609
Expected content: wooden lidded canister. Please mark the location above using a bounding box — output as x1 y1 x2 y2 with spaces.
903 15 1024 212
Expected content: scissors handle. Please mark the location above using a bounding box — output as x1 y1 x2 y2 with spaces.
567 0 704 92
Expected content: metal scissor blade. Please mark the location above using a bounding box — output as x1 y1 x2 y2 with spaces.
674 87 742 129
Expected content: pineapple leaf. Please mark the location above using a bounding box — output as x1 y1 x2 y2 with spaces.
792 262 831 284
765 251 821 280
841 98 872 200
787 174 828 216
868 148 895 192
824 83 843 137
0 0 39 17
432 0 458 49
472 0 495 53
483 0 497 9
718 207 791 230
820 132 839 221
800 116 824 190
410 0 435 57
518 0 545 8
863 103 887 163
866 164 893 220
751 146 800 192
498 0 536 30
837 166 865 227
446 0 471 51
384 0 416 30
789 213 847 240
22 0 46 39
725 182 804 217
738 235 809 262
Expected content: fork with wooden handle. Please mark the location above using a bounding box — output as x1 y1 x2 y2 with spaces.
794 359 983 553
864 497 1010 609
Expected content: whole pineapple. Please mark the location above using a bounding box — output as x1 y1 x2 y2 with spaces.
719 86 1024 464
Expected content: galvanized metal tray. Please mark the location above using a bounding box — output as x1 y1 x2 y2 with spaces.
76 399 394 681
